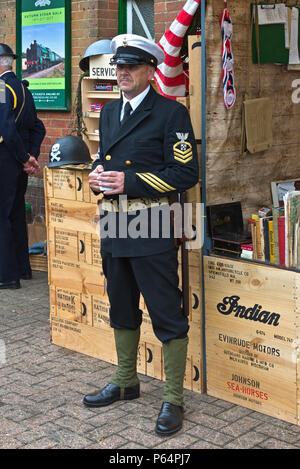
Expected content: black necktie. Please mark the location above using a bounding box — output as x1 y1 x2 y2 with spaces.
121 101 132 126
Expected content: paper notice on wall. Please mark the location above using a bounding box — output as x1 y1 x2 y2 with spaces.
257 4 287 25
257 4 290 50
286 6 292 49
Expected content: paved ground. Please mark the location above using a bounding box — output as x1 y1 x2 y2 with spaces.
0 271 300 450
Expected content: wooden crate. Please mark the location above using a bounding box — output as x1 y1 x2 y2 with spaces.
48 227 102 267
188 35 202 140
46 198 100 234
51 315 117 365
30 253 48 272
49 257 105 294
44 166 101 204
204 255 300 424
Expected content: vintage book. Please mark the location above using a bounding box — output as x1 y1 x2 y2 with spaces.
249 219 257 259
268 219 275 264
283 191 300 267
278 215 285 267
294 219 300 268
255 217 265 261
263 217 271 262
297 222 300 269
272 207 284 265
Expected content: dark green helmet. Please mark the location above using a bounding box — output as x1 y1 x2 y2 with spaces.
48 135 91 168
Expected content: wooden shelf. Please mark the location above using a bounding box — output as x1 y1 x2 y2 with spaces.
87 133 100 142
87 91 120 99
85 111 101 118
82 77 119 154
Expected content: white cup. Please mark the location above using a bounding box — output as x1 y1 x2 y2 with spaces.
98 170 113 192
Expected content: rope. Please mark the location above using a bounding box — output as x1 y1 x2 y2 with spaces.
70 71 89 138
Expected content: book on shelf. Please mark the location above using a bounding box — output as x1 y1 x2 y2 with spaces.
268 219 274 264
272 207 284 265
278 215 285 267
255 217 265 262
294 219 300 268
296 222 300 269
250 219 257 260
263 217 271 262
283 191 300 268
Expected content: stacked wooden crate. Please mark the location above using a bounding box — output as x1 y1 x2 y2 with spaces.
45 165 204 393
204 255 300 424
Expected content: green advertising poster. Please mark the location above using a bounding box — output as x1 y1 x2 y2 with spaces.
16 0 71 110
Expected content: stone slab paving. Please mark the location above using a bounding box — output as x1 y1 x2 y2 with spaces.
0 271 300 450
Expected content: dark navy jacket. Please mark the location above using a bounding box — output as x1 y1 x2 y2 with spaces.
0 71 45 164
92 85 199 257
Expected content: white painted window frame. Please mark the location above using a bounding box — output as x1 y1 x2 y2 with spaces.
126 0 154 41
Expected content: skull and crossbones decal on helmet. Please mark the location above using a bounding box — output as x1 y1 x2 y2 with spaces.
50 143 61 162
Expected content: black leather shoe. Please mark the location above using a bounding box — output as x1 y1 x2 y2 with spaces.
0 280 21 290
21 271 32 280
83 382 140 407
155 402 184 436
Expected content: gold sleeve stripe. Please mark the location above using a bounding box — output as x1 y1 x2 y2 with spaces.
137 173 176 192
150 174 176 191
142 174 172 191
137 173 165 193
140 172 176 191
5 84 17 109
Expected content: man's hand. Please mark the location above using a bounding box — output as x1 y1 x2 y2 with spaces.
98 170 125 194
89 165 104 192
23 155 40 176
89 166 125 194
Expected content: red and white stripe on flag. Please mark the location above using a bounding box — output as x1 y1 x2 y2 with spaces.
154 0 201 100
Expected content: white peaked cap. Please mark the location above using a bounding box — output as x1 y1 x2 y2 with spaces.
110 34 165 68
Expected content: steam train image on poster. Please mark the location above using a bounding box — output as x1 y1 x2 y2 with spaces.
25 40 62 73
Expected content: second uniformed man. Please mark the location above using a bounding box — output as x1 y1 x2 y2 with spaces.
0 44 45 289
85 34 199 436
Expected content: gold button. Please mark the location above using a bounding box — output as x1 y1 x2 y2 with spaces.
125 160 132 165
105 155 111 160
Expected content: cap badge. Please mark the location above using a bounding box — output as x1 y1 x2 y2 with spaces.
122 37 128 47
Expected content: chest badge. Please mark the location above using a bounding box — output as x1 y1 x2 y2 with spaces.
173 133 193 163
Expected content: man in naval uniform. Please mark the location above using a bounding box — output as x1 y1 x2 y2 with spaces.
85 34 199 436
0 44 45 289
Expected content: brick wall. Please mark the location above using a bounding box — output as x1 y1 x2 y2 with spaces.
154 0 185 41
0 0 16 45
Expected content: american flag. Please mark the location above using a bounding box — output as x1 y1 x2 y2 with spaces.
154 0 201 100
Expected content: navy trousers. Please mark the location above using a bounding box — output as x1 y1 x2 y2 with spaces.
101 248 189 343
0 148 30 282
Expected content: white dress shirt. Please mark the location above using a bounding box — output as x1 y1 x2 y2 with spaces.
120 85 150 121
